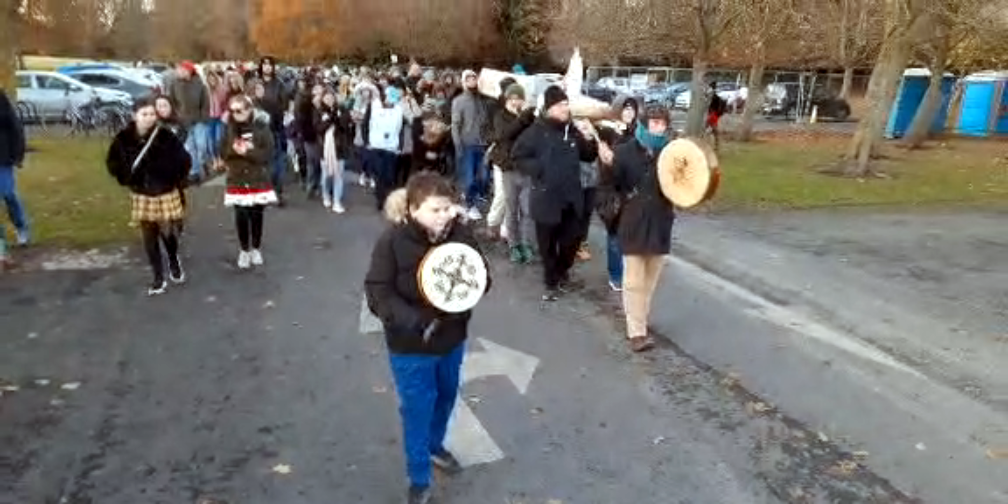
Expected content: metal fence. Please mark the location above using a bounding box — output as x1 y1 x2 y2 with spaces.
586 66 871 97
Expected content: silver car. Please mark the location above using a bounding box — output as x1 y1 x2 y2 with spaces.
16 71 133 122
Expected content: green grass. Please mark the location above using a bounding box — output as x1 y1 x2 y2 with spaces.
711 137 1008 212
13 136 133 248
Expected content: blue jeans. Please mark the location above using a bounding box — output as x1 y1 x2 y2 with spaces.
607 232 623 285
271 130 287 196
322 160 345 205
185 121 212 179
389 343 465 489
207 118 224 158
0 165 28 245
303 142 322 194
458 145 487 205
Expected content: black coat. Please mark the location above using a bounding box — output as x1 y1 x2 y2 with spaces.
511 117 598 225
0 90 25 167
488 106 534 171
365 217 492 356
411 120 453 176
106 123 191 196
612 140 676 255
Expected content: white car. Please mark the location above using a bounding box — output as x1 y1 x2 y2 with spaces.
16 71 132 121
674 83 748 110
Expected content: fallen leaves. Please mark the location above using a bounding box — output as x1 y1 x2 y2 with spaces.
745 401 775 415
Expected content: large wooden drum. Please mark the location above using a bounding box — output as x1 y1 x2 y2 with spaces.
657 138 721 208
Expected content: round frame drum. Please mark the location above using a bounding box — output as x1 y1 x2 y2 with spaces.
417 242 488 313
657 137 721 208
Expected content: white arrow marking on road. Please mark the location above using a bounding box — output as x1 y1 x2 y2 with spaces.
445 337 539 468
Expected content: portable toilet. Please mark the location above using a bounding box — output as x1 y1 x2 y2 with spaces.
885 68 956 139
954 71 1008 137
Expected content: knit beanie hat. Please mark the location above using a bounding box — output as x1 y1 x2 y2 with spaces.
504 83 526 100
542 85 568 112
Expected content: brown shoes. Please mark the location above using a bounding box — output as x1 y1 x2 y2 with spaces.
628 335 656 353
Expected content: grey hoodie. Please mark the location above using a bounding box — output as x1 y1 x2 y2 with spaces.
451 90 487 148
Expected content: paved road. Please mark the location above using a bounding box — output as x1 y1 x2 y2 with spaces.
0 184 996 503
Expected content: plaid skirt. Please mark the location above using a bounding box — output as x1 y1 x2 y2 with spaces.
130 190 186 225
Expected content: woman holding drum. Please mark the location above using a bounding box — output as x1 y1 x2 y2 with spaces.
610 104 719 352
365 172 491 504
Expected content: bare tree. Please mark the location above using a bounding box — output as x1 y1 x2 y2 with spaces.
684 0 741 136
734 0 801 141
825 0 884 99
842 0 933 177
1 0 19 95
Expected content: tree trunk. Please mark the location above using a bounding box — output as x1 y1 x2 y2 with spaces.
901 31 950 149
0 1 18 97
839 66 855 100
738 58 766 142
843 9 924 177
686 55 708 136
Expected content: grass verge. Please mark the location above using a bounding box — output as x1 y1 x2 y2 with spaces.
711 136 1008 212
12 136 133 249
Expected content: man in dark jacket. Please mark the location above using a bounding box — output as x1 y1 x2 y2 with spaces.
512 85 598 301
0 88 28 265
257 56 293 205
611 105 676 353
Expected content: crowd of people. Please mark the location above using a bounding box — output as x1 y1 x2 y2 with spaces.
3 54 686 504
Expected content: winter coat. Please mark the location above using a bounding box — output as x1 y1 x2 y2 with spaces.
167 77 210 126
364 188 492 356
511 117 598 225
0 90 25 167
612 139 676 256
411 118 453 176
106 123 190 196
220 119 275 191
488 106 534 172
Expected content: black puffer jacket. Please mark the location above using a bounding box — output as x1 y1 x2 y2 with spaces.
0 90 25 167
511 117 598 225
106 123 190 196
365 189 492 356
612 139 676 255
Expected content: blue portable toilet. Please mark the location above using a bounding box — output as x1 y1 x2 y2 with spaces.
955 71 1008 137
885 68 956 139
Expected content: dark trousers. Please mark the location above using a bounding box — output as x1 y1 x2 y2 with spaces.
140 222 180 281
234 205 265 251
270 130 287 197
534 205 582 289
395 154 413 188
367 149 399 210
577 188 597 244
389 343 465 489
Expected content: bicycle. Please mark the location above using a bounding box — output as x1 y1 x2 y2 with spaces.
67 97 131 137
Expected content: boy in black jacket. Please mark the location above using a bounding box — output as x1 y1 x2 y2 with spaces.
365 172 491 504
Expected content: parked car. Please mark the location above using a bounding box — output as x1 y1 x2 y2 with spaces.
674 82 747 110
16 70 133 121
762 82 851 121
643 82 690 107
61 68 160 101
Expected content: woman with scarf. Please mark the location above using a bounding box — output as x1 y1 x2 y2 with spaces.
220 95 277 270
106 97 191 295
365 172 491 504
610 105 676 353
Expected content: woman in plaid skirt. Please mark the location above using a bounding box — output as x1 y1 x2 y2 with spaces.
220 94 277 269
107 97 192 296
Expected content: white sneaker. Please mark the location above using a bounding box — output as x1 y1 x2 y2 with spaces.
467 207 483 221
250 249 264 266
323 198 332 209
333 203 346 214
358 173 367 186
368 178 376 189
237 250 251 270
